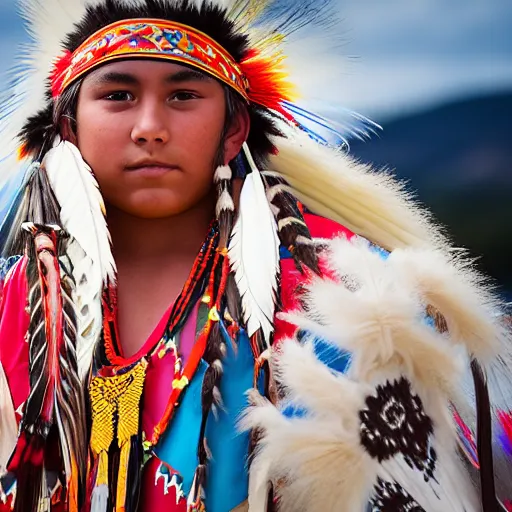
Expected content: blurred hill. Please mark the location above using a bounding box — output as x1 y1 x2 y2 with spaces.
350 92 512 294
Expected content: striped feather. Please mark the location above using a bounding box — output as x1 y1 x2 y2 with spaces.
262 172 319 273
15 223 86 510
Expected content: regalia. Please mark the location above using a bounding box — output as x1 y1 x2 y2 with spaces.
0 1 511 511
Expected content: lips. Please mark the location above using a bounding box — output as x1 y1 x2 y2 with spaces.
125 161 179 177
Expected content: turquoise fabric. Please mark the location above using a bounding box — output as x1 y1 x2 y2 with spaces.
154 320 254 511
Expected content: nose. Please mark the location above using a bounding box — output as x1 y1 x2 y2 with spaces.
130 99 170 147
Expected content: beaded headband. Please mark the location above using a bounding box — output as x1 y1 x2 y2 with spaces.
50 18 296 119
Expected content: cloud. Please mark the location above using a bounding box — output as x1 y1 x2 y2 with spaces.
0 0 510 119
337 0 512 59
323 56 512 119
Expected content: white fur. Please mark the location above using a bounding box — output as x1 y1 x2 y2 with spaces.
244 235 499 510
281 237 464 392
241 389 375 512
388 248 502 361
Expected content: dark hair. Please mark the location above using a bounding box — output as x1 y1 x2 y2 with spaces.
20 0 281 165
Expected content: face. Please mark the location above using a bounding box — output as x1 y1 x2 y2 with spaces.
75 59 248 218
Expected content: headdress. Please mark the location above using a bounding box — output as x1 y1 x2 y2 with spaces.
1 0 511 511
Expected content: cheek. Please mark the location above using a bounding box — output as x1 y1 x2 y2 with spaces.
76 106 128 174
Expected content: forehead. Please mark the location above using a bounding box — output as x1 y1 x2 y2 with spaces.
83 59 216 86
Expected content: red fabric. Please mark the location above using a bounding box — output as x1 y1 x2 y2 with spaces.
0 257 29 411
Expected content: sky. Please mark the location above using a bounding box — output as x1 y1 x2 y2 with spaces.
0 0 510 122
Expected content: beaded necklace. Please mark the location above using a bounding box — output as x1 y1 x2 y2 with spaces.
87 222 233 511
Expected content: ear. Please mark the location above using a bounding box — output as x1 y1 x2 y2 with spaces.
59 116 78 145
223 106 250 164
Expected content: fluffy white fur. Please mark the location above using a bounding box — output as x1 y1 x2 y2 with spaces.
244 234 510 510
0 362 17 474
388 248 502 361
241 388 375 512
281 237 464 393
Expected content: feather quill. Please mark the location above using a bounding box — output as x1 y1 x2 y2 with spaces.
228 143 280 345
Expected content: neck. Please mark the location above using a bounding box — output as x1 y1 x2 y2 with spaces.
107 195 215 266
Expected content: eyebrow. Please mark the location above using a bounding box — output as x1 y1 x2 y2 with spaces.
91 68 213 86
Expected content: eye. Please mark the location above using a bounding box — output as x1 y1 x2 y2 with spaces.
104 91 134 102
170 91 199 102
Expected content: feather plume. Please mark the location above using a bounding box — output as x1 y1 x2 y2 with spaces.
13 223 86 510
388 248 502 361
228 144 280 344
43 139 115 286
280 236 464 393
243 235 484 511
64 239 103 381
42 139 113 379
269 128 449 252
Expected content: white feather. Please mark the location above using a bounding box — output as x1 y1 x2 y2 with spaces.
44 140 116 286
228 144 280 344
66 239 104 381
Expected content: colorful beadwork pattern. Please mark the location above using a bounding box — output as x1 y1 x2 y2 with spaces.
52 19 250 99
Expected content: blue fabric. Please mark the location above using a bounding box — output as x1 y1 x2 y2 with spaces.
154 359 208 495
155 320 254 511
279 245 293 259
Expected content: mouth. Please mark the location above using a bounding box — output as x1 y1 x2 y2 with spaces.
125 162 179 177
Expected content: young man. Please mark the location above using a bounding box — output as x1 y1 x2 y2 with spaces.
0 0 511 511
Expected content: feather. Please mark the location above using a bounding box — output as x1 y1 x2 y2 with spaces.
243 235 489 511
388 248 502 362
42 140 113 379
12 222 86 510
63 239 103 381
228 143 280 345
269 127 449 252
43 139 115 286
